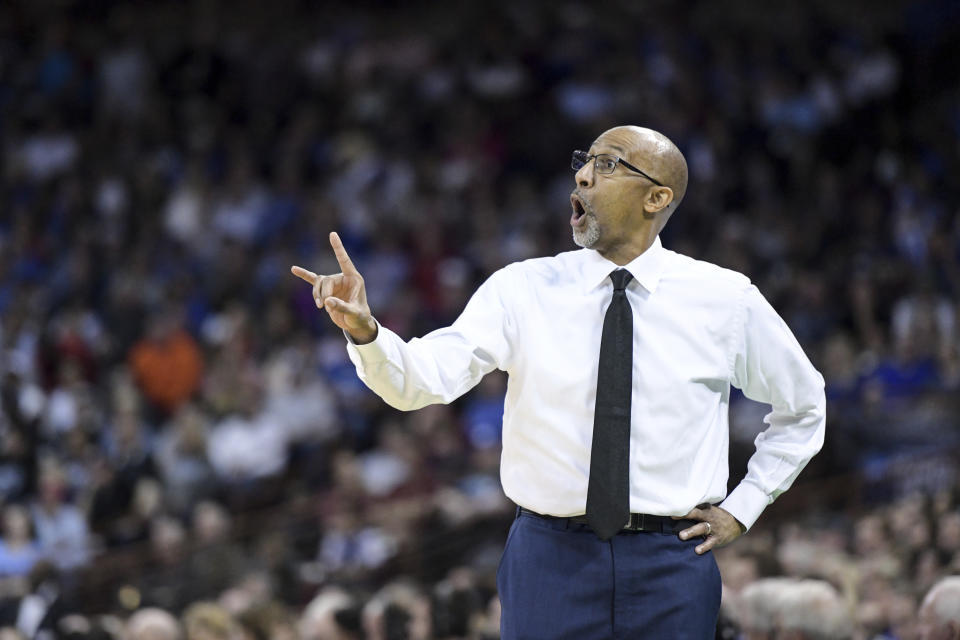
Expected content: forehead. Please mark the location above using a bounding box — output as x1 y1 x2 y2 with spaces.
590 129 641 158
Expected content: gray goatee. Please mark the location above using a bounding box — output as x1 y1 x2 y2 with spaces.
573 214 600 248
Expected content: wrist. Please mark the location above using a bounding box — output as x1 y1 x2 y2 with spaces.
349 317 378 345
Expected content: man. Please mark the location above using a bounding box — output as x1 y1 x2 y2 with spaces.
292 126 826 638
126 608 182 640
776 580 853 639
919 576 960 639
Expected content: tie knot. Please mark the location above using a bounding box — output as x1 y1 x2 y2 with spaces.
609 269 633 292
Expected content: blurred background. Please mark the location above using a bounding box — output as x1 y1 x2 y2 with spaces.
0 0 959 638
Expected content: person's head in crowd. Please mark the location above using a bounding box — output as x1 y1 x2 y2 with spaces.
0 628 25 640
919 576 960 640
299 587 361 640
235 601 297 640
125 608 182 640
938 512 960 556
886 590 921 640
181 602 236 640
362 581 431 640
853 514 891 556
192 501 231 545
776 580 853 640
737 577 795 640
37 461 70 511
430 579 482 640
132 478 164 521
1 504 34 547
58 614 115 640
219 571 276 615
570 125 688 262
150 516 187 565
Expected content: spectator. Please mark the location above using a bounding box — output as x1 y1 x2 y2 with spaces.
919 576 960 640
777 580 854 640
181 602 236 640
128 310 203 417
299 587 361 640
29 464 90 572
0 506 41 578
126 608 182 640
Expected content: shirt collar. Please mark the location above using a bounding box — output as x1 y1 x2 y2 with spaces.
582 236 665 295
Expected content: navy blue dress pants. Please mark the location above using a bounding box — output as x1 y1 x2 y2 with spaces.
497 509 722 639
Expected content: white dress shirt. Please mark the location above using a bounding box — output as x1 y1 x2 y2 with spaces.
345 237 825 530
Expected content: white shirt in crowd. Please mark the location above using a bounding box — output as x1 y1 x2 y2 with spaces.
345 236 826 530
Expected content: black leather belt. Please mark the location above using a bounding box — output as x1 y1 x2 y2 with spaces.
519 507 696 535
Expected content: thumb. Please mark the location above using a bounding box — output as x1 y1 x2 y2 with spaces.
324 297 359 315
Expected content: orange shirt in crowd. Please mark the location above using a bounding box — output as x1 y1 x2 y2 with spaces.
129 329 204 413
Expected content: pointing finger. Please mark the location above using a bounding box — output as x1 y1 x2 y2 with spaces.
329 232 359 276
291 266 318 284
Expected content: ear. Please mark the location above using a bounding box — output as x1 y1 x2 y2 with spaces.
642 186 675 214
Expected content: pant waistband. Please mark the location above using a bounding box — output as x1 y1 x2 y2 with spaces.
518 507 697 535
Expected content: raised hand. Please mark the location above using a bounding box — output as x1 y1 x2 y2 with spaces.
291 232 378 344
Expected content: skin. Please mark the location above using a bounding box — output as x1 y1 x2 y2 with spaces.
918 592 960 640
291 125 744 553
571 125 687 264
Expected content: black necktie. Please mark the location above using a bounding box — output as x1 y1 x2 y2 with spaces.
586 268 634 540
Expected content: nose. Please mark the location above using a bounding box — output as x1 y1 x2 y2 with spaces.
575 160 594 189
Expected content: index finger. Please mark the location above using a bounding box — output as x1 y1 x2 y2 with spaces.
329 232 359 275
291 266 318 284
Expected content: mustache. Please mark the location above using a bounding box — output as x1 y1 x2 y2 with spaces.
571 189 594 215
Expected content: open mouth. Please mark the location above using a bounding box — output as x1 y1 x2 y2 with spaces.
570 193 587 220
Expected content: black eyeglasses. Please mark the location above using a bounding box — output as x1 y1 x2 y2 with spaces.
571 150 663 186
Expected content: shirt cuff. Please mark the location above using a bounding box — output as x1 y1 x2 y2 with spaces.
719 481 769 532
344 320 390 365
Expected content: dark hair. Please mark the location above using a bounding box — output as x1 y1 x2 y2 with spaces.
383 603 411 640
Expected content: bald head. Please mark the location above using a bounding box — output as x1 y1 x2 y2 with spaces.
597 126 688 220
126 608 182 640
920 576 960 635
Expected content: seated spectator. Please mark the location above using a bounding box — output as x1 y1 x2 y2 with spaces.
0 506 40 577
29 464 90 572
737 578 795 640
181 602 237 640
919 576 960 640
126 608 182 640
128 308 203 417
153 404 216 515
777 580 854 640
299 587 361 640
234 600 298 640
187 502 248 600
206 381 287 486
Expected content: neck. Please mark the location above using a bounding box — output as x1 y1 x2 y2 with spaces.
596 226 659 266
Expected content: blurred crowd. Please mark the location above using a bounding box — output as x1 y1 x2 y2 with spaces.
1 0 959 637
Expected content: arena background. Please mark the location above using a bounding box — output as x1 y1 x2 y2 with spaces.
0 0 959 638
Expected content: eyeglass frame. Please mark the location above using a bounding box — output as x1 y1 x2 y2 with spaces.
571 150 664 187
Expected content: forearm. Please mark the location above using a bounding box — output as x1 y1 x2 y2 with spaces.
346 322 497 411
720 394 826 530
